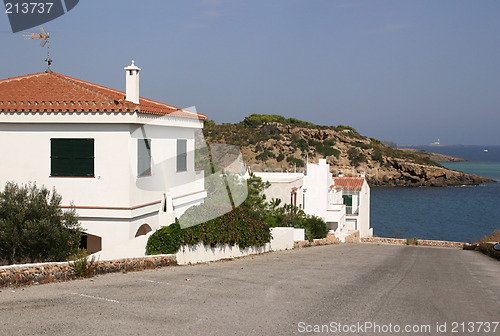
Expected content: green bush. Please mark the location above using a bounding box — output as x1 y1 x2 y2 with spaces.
350 142 372 149
372 148 384 164
347 147 367 166
69 249 97 278
264 205 328 241
242 114 314 128
146 207 272 255
0 182 82 265
256 150 275 161
276 153 285 162
301 216 329 241
286 156 305 167
146 222 184 255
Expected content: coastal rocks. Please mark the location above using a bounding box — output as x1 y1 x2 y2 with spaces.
366 159 495 187
204 121 496 188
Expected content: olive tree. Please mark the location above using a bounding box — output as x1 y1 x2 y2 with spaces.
0 182 82 265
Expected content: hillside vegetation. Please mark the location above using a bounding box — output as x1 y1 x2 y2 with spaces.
203 114 494 187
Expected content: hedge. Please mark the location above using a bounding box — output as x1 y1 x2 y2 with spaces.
146 207 272 255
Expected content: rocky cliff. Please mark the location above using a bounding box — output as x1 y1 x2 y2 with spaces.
202 115 495 187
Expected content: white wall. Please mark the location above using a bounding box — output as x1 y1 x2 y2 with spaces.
0 123 132 207
357 182 372 237
303 159 331 221
175 227 296 265
0 115 207 254
254 172 304 208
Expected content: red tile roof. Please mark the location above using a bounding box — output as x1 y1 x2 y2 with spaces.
333 177 365 191
0 72 206 119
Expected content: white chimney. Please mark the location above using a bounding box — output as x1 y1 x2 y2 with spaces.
124 60 141 104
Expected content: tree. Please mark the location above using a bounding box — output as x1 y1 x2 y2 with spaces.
0 182 82 265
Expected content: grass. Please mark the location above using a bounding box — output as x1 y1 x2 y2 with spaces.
467 230 500 261
69 249 97 278
406 238 419 245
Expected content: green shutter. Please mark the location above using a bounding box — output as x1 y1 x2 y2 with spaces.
342 195 353 206
51 139 94 177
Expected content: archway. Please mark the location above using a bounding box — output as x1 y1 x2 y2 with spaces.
135 224 152 237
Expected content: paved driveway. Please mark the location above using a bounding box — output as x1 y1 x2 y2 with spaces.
0 244 499 336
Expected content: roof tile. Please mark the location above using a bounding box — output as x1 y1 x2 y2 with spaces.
333 177 365 191
0 72 206 119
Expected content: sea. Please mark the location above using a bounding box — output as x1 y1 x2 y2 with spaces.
371 145 500 243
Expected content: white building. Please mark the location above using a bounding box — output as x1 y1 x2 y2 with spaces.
255 159 372 238
0 62 207 256
333 175 372 237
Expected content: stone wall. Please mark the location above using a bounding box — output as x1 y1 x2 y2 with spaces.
361 237 465 248
294 233 342 248
0 255 177 288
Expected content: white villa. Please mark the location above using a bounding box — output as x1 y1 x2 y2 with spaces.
255 159 373 238
0 62 207 256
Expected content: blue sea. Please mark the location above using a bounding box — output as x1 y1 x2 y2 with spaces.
371 145 500 243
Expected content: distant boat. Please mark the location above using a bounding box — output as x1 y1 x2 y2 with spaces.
430 139 441 146
483 149 489 152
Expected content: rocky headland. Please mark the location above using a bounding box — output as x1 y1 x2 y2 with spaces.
202 115 496 187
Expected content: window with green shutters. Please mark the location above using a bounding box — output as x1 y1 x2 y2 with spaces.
138 139 152 177
177 139 187 172
51 139 95 177
342 195 353 206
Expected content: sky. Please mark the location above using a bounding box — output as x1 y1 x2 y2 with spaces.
1 0 500 145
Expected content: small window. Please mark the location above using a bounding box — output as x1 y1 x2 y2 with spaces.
51 138 94 177
342 195 353 206
138 139 152 177
177 139 187 172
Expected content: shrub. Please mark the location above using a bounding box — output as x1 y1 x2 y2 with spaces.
276 153 285 162
242 114 315 128
372 148 384 164
477 230 500 243
69 249 97 278
146 222 184 255
146 208 272 255
300 215 328 241
286 157 305 167
406 238 419 245
146 174 273 255
256 150 275 161
0 182 82 265
315 141 340 158
347 148 367 166
473 230 500 261
350 142 372 149
264 205 327 241
323 139 336 146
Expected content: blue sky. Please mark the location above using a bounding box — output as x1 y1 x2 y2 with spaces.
1 0 500 145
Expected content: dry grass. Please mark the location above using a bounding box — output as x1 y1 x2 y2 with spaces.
473 230 500 261
477 230 500 243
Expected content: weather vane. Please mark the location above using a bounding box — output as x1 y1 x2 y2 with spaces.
22 27 52 73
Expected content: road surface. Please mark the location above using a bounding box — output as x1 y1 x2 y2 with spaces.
0 244 499 335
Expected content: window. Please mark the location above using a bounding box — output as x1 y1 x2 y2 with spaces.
342 195 353 206
177 139 187 172
138 139 152 176
51 139 94 177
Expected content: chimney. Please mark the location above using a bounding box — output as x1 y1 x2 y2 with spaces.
124 60 141 104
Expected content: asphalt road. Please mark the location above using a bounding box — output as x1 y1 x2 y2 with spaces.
0 244 499 336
